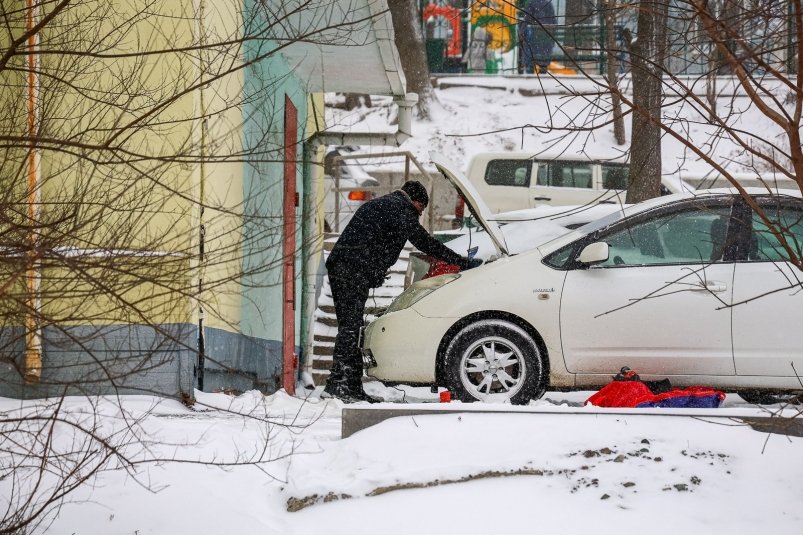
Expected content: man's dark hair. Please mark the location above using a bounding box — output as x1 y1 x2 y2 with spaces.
401 180 429 207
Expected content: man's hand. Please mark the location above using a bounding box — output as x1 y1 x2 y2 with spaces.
462 257 483 270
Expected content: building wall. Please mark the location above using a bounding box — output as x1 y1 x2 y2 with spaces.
0 0 314 399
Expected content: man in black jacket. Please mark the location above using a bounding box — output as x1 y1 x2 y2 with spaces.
322 180 481 403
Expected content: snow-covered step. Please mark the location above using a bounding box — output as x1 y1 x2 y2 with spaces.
310 241 413 386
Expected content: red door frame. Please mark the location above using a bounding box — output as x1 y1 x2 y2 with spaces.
282 96 298 395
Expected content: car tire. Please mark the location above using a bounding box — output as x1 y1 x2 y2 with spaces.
444 319 546 405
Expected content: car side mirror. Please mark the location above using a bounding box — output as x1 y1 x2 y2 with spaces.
578 242 609 265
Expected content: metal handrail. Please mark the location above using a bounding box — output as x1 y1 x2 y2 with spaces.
329 151 438 233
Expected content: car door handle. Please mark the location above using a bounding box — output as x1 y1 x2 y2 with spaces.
533 196 551 201
692 280 727 293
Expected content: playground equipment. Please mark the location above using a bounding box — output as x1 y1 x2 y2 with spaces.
470 0 517 52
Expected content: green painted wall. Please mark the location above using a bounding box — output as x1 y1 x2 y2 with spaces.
240 0 308 347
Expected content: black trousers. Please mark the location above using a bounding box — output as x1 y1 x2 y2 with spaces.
327 266 370 385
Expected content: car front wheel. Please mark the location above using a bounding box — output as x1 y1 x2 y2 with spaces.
444 319 546 405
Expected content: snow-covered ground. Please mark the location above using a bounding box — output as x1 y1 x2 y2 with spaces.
3 387 800 535
327 75 793 188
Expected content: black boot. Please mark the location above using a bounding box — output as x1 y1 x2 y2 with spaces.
322 326 378 403
346 371 379 403
322 362 378 404
322 376 378 403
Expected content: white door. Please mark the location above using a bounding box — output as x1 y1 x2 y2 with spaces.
732 202 803 377
560 202 736 376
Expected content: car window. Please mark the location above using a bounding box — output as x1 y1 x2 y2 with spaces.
485 159 531 187
748 205 803 262
597 205 733 267
601 165 629 190
536 161 593 188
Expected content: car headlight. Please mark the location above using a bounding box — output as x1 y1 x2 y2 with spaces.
385 274 460 313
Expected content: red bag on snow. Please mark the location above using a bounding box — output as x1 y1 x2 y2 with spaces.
586 369 725 408
636 386 725 408
586 380 657 408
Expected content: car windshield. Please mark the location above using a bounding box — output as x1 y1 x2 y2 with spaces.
538 207 629 251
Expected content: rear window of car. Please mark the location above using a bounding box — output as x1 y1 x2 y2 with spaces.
484 159 532 187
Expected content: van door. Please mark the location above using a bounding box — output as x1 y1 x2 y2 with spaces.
532 160 609 207
476 158 536 213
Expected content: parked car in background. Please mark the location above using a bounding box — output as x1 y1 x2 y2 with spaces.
323 146 379 233
453 151 692 224
363 153 803 405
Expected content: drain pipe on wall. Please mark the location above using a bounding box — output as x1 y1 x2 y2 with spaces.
299 92 418 387
24 0 42 384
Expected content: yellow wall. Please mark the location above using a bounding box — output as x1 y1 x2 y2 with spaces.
192 0 245 333
0 0 247 329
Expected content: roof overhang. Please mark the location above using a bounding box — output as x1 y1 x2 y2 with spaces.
270 0 406 96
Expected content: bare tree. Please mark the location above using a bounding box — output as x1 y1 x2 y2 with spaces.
605 0 627 145
624 0 669 203
499 0 801 269
388 0 436 119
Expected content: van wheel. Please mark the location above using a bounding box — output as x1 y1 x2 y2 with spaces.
444 319 546 405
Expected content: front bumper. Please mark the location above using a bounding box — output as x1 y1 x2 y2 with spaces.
362 307 456 384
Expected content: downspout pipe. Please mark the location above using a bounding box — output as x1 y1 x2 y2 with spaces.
24 0 42 384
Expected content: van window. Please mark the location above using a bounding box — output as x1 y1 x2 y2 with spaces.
485 159 532 187
536 161 593 188
602 165 629 190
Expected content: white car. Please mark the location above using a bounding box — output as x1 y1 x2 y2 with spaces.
362 153 803 404
323 146 380 233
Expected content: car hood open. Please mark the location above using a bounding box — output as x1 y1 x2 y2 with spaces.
430 152 509 257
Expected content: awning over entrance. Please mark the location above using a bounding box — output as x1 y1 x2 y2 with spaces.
271 0 406 96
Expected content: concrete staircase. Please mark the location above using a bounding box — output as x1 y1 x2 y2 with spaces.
311 235 411 386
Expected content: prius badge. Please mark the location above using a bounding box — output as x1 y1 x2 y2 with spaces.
534 287 554 301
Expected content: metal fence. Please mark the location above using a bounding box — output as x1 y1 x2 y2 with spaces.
423 0 797 76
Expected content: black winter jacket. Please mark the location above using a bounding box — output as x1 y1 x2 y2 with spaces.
326 190 469 288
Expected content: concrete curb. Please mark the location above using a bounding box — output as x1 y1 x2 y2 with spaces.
342 404 803 439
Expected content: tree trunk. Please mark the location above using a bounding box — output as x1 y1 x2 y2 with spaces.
626 0 668 203
605 1 626 146
388 0 436 120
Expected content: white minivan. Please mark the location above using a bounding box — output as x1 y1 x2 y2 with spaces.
455 152 690 219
